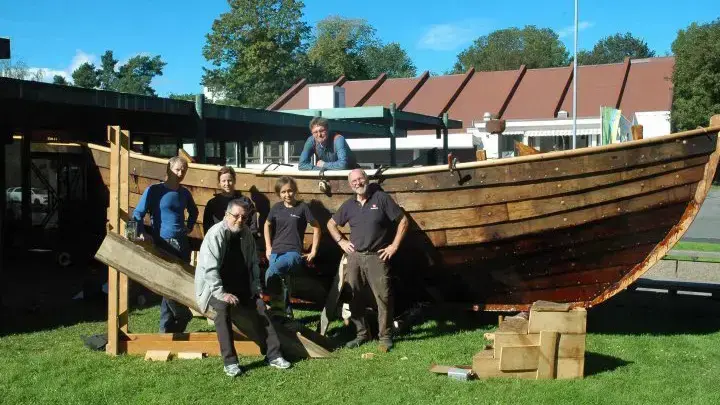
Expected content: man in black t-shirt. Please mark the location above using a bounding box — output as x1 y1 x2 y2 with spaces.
327 169 409 351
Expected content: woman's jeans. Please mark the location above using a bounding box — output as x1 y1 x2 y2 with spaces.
264 252 303 317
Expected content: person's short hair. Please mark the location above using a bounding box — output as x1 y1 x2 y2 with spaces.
217 166 236 182
167 156 188 171
226 198 249 213
274 176 298 196
309 117 329 132
348 168 368 181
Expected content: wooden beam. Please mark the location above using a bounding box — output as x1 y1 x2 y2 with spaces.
267 78 308 110
397 71 430 111
194 94 206 163
536 331 559 379
106 125 121 356
554 64 574 118
123 332 261 356
497 65 527 119
118 129 131 333
439 68 475 115
615 57 632 109
355 73 387 107
333 75 347 87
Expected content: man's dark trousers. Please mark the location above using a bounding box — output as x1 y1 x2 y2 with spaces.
345 251 393 340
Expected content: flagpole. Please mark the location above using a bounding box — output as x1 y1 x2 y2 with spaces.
572 0 578 149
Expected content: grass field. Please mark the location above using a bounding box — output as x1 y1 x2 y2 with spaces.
2 264 720 405
674 241 720 253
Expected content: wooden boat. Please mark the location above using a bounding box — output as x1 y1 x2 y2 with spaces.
79 118 720 312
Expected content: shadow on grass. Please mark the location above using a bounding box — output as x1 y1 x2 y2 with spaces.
0 253 109 337
588 289 720 336
584 351 633 377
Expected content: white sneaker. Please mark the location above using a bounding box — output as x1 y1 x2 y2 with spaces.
224 363 244 377
268 357 291 369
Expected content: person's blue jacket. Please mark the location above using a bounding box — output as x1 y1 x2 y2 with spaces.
298 134 357 170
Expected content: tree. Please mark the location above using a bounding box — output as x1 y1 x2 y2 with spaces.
671 19 720 131
308 16 378 80
362 43 416 78
578 32 655 65
452 26 569 73
72 62 100 89
168 93 198 101
115 55 166 96
52 75 69 85
0 59 31 80
98 50 118 91
202 0 310 108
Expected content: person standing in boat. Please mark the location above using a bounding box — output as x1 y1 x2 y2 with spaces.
203 166 259 237
195 198 291 377
133 155 198 333
263 176 321 318
298 117 358 170
326 169 409 351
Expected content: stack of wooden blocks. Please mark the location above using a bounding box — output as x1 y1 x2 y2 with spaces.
473 301 586 380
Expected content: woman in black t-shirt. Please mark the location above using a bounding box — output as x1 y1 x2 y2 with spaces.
203 166 259 236
263 176 321 317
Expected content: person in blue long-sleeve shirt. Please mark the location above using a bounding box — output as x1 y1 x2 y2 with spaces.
298 117 357 170
133 155 198 333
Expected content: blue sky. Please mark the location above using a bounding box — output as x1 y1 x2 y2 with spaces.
1 0 716 96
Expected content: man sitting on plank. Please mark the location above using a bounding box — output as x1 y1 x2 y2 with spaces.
195 198 291 377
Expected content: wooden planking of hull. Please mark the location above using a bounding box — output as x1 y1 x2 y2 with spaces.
76 120 720 311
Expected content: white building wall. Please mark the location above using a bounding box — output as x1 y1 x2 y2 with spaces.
633 111 671 138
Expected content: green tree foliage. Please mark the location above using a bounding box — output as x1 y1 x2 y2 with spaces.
671 19 720 131
308 16 416 80
452 26 569 73
71 62 100 88
70 51 166 95
202 0 310 108
577 32 655 65
115 55 166 96
168 93 198 101
0 59 44 81
52 75 69 85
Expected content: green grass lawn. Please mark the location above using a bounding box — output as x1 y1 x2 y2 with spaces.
673 241 720 253
2 288 720 405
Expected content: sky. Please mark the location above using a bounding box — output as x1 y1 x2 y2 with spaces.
1 0 717 97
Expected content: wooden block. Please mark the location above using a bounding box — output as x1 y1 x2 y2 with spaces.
473 351 537 379
556 357 585 379
499 345 539 371
429 364 472 374
528 308 586 334
494 333 585 359
498 317 528 334
123 332 261 357
531 300 571 312
177 352 204 360
476 149 487 161
144 350 171 361
536 331 559 379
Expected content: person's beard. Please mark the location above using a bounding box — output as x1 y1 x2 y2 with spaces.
228 222 242 233
353 184 367 195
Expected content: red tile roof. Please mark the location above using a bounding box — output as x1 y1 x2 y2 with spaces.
269 57 674 131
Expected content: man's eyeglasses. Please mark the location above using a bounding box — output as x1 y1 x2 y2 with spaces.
226 211 245 220
312 129 327 135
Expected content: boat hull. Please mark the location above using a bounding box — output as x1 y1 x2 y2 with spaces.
82 125 720 311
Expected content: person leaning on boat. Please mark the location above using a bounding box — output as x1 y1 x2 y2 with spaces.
203 166 259 237
326 169 409 351
132 156 198 333
195 198 291 377
298 117 358 170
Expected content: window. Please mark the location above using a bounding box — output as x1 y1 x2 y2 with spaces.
246 141 261 164
263 141 284 164
288 140 305 163
225 142 238 166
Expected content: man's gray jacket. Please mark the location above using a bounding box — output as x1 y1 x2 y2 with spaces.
194 221 262 313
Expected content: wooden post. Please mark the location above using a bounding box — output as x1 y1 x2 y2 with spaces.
442 113 449 158
106 126 121 355
195 94 206 164
239 140 246 168
118 129 131 333
631 125 643 140
711 115 720 127
20 129 31 243
476 149 487 161
389 103 397 167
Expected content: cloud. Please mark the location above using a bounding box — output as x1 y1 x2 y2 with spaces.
25 49 97 83
69 50 97 71
558 21 594 38
417 21 488 51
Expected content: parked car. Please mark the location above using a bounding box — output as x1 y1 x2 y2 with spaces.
5 187 49 205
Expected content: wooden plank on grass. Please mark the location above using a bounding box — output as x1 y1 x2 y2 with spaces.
556 357 585 379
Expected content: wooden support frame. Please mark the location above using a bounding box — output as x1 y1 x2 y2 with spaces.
105 125 261 357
